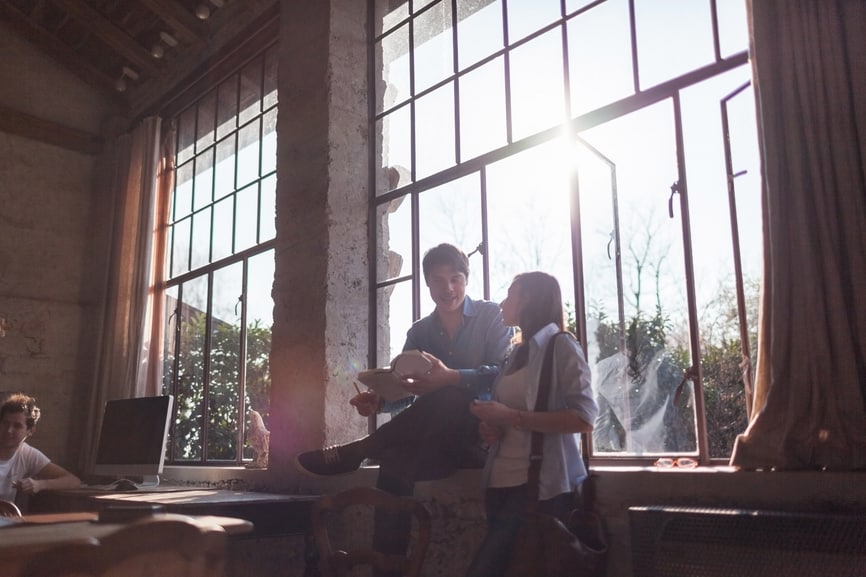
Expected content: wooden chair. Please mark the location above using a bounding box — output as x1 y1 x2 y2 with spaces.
0 500 22 518
20 516 228 577
312 486 432 577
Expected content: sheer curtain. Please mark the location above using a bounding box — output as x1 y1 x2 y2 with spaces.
77 117 174 473
731 0 866 470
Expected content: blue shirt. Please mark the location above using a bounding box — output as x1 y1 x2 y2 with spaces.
383 296 512 412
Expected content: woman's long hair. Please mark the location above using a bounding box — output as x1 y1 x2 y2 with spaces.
506 271 565 372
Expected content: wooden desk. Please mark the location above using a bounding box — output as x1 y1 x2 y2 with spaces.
30 488 322 577
0 512 253 577
30 488 318 538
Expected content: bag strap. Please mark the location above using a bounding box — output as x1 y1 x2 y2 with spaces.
525 331 566 509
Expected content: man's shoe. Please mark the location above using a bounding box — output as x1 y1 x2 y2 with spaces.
295 444 364 477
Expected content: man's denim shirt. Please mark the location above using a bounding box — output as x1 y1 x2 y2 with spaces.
382 295 513 413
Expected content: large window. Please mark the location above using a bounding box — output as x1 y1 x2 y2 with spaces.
370 0 759 463
161 44 277 466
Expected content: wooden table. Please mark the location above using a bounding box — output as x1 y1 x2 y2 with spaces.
30 488 322 576
30 488 318 537
0 512 254 577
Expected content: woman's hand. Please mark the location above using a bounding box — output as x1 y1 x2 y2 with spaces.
349 390 381 417
469 399 517 427
478 420 504 446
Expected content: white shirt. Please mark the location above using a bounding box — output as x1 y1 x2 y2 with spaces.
482 323 598 500
0 442 50 501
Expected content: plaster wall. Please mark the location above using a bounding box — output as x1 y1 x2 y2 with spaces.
0 22 112 471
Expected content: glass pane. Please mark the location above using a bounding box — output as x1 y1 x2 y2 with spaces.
486 140 574 304
245 250 274 459
207 263 243 461
174 276 208 461
235 183 258 253
212 195 233 262
377 280 413 367
177 107 196 165
413 1 454 95
170 217 191 278
681 68 757 458
566 0 603 13
415 82 455 179
196 90 216 153
239 58 263 127
190 207 212 271
417 173 483 309
216 74 239 141
635 0 714 90
509 28 565 141
377 23 411 113
578 101 696 455
459 56 507 161
456 0 502 71
237 119 261 189
375 194 412 283
717 0 749 58
376 105 412 194
193 149 214 211
161 284 179 398
260 175 276 243
261 108 277 176
567 0 634 117
215 136 236 200
507 0 561 44
174 161 194 219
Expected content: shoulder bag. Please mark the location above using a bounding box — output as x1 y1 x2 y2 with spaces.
504 332 609 577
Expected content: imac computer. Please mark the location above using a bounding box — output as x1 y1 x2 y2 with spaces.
91 395 174 488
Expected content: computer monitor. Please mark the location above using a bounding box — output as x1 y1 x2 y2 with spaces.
92 395 174 487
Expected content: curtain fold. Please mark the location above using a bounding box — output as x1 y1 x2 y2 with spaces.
77 117 170 474
731 0 866 470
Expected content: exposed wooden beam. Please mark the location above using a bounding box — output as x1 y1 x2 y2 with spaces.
0 1 128 108
50 0 163 77
136 0 205 46
0 104 103 155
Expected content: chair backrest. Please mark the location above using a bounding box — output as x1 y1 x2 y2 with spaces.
21 516 227 577
312 486 432 577
0 500 22 518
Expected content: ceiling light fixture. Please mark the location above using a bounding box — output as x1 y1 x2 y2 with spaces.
114 66 140 92
151 31 178 59
195 0 226 21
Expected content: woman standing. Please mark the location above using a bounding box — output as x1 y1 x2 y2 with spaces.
466 272 598 577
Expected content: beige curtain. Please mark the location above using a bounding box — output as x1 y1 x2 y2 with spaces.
731 0 866 470
77 117 174 473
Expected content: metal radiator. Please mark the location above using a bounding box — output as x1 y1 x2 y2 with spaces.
629 506 866 577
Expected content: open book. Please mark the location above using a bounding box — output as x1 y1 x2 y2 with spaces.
355 350 432 402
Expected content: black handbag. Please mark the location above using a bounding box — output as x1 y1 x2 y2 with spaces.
505 333 608 577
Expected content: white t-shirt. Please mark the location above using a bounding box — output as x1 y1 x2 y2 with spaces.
0 443 50 501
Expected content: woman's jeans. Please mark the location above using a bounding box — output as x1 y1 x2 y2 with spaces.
465 485 574 577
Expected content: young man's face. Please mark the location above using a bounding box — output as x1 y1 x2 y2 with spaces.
0 411 32 452
426 264 467 314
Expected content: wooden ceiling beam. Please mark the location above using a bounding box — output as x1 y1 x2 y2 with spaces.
0 1 128 108
50 0 163 77
0 104 103 155
136 0 205 46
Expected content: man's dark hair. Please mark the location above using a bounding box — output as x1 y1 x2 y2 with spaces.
0 393 41 429
421 243 470 282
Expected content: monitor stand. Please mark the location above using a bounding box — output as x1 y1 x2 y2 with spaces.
137 475 161 488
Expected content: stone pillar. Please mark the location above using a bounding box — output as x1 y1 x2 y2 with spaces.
268 0 369 483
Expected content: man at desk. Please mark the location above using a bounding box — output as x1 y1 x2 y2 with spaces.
0 393 80 504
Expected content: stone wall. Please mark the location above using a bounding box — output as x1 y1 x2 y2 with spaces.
0 21 113 471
